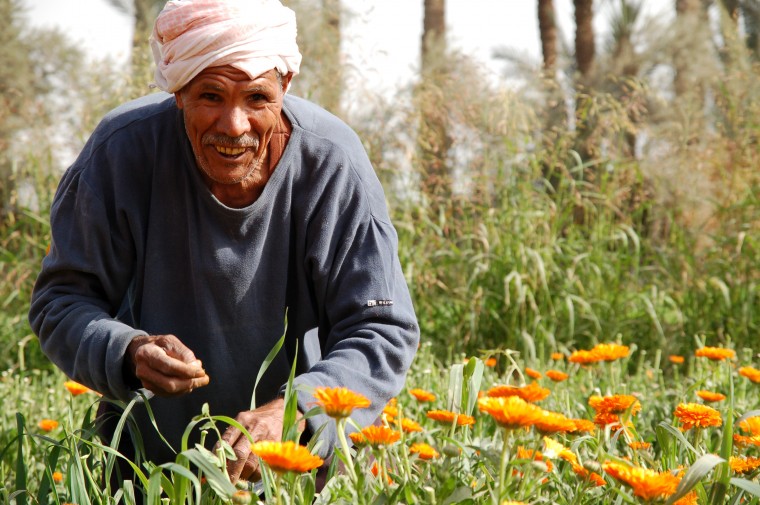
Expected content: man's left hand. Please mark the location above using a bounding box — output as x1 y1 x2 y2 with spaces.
218 398 305 483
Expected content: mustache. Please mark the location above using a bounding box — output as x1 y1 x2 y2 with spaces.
202 133 259 149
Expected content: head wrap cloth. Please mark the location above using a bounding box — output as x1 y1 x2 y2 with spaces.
150 0 302 93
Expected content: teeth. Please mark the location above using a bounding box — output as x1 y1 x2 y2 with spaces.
215 146 246 156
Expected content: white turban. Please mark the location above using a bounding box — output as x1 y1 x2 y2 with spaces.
150 0 302 93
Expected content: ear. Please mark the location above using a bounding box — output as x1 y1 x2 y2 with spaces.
281 72 294 93
174 92 184 109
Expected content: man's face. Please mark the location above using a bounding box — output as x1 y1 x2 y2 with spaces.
175 66 291 186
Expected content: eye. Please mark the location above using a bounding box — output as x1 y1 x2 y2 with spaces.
248 93 267 103
200 92 221 102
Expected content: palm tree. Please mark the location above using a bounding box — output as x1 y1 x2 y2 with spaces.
573 0 595 80
538 0 558 73
417 0 452 202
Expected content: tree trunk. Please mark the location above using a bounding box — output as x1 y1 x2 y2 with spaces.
538 0 558 73
573 0 595 79
673 0 706 98
421 0 446 74
320 0 343 115
418 0 451 202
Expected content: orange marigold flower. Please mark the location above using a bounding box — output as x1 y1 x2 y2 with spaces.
730 456 760 474
545 370 569 382
409 442 439 460
572 463 605 487
52 471 63 483
695 346 735 361
477 396 543 430
628 441 651 450
551 352 565 361
525 368 542 379
590 343 630 362
733 434 760 448
486 382 550 403
568 349 598 365
408 388 436 402
669 355 685 364
232 490 252 505
533 410 577 434
399 417 423 433
38 419 59 432
738 416 760 435
696 390 726 403
516 447 553 472
502 502 528 505
313 387 371 419
382 403 399 420
484 357 497 367
739 366 760 383
64 380 90 396
588 395 641 415
602 461 679 501
673 403 722 431
570 418 597 433
349 426 401 447
425 409 475 427
250 441 323 474
371 462 393 484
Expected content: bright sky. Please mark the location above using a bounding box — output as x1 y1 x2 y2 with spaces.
22 0 673 96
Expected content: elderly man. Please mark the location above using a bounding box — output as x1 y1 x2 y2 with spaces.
28 0 419 486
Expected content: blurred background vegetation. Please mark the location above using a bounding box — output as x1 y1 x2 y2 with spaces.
1 0 758 374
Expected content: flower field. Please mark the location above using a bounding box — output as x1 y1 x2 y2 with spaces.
5 338 760 504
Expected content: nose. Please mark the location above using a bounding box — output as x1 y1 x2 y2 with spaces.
216 105 250 138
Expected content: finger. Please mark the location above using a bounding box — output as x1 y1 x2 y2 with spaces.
239 453 260 482
138 345 206 380
158 336 199 364
228 439 252 483
135 365 197 395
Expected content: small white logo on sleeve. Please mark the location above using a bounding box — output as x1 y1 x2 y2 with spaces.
367 299 393 307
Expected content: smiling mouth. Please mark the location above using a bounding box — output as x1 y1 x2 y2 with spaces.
215 145 248 156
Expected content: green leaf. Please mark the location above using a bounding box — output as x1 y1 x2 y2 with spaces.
448 364 464 412
656 421 698 455
182 446 237 498
665 453 724 505
15 413 27 505
730 477 760 498
251 314 288 410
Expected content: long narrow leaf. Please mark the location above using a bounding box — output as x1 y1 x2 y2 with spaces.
665 453 724 505
251 315 288 410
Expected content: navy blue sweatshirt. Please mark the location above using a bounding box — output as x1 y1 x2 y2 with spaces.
29 92 420 462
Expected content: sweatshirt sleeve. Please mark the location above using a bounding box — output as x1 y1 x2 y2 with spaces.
28 140 148 402
290 138 420 458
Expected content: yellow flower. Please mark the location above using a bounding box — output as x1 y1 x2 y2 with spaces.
602 461 679 501
669 355 685 364
551 352 565 361
695 346 735 361
733 433 760 448
588 394 641 415
349 425 401 447
52 471 63 483
525 367 542 379
730 456 760 474
542 436 578 465
477 396 543 430
696 390 726 403
739 366 760 383
64 380 90 396
426 409 476 427
313 387 371 419
382 403 399 420
38 419 59 432
409 443 439 460
232 490 252 505
568 349 598 365
250 441 323 474
545 370 569 382
673 403 722 431
408 388 436 402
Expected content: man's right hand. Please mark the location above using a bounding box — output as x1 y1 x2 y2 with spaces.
125 334 210 396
